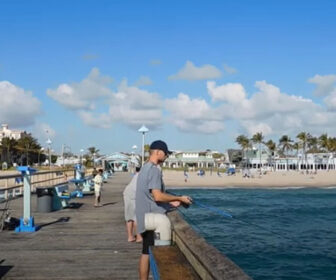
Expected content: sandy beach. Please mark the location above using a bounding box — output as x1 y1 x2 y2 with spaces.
163 170 336 188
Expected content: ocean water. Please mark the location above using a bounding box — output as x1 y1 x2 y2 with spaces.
173 187 336 280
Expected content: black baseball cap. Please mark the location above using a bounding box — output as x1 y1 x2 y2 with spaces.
150 140 172 156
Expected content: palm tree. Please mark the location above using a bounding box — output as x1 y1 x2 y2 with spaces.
0 142 3 163
279 135 293 171
265 139 276 171
1 137 17 166
296 132 311 173
88 146 100 166
88 146 100 156
319 134 331 170
144 144 150 162
319 134 329 152
292 142 300 171
329 137 336 170
17 134 41 165
251 132 264 174
236 135 251 170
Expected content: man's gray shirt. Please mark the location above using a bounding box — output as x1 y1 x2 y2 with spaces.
135 162 168 234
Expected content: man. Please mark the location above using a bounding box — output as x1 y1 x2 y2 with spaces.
123 166 142 242
135 140 192 280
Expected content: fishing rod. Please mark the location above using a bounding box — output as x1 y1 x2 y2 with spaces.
168 190 232 218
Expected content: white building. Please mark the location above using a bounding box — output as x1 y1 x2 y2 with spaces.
163 150 224 169
243 148 336 171
0 124 26 142
54 156 80 166
96 152 140 172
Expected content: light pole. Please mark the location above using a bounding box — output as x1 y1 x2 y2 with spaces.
138 125 149 166
93 153 96 167
80 149 84 165
131 145 137 173
46 138 52 168
62 144 71 167
38 147 44 166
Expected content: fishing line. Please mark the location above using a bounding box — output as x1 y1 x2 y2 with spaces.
175 206 207 236
168 190 307 246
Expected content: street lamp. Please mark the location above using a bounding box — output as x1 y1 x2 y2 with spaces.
131 145 137 173
46 138 52 168
93 153 96 167
62 144 71 167
80 149 84 165
38 147 44 166
138 125 149 166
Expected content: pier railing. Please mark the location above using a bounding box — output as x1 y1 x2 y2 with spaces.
0 168 92 201
168 211 251 280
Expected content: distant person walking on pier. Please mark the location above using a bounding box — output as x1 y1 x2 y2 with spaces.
93 169 104 207
136 140 192 280
123 166 142 242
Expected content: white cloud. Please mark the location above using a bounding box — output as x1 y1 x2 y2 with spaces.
169 61 222 81
223 63 237 74
237 81 336 136
240 121 273 136
31 122 56 144
47 67 113 110
207 81 246 103
46 68 336 137
48 69 163 129
246 81 315 119
165 80 330 136
206 79 336 137
165 93 224 133
324 89 336 111
107 80 163 127
0 81 41 127
308 74 336 96
74 79 163 128
77 111 113 129
134 76 153 86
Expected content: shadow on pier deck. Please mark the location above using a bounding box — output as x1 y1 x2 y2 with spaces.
0 172 141 279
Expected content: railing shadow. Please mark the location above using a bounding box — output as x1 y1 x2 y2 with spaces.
0 259 13 278
38 217 70 229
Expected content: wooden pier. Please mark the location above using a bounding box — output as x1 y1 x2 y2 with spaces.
0 172 251 280
0 172 142 279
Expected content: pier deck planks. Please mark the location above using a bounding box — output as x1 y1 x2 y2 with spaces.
0 172 143 280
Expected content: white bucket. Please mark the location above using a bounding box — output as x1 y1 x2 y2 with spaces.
145 213 171 246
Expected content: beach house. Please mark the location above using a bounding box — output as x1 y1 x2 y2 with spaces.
242 148 336 172
162 150 225 169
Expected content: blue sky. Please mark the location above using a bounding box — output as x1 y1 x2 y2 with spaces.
1 0 336 155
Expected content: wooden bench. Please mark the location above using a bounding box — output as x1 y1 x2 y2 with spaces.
52 184 78 210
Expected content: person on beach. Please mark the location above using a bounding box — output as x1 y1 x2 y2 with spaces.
135 140 192 280
93 168 103 207
123 166 142 242
184 167 188 182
